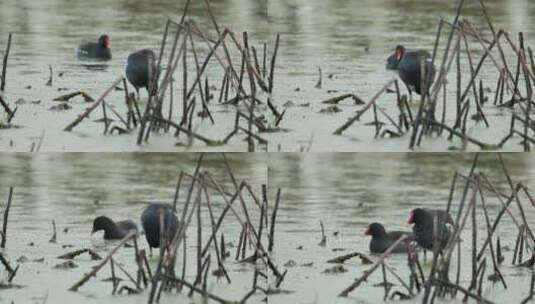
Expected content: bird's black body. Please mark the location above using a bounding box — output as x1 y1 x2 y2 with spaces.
125 49 158 95
141 203 179 248
77 35 112 60
386 45 436 96
365 223 413 253
408 208 452 251
91 216 138 240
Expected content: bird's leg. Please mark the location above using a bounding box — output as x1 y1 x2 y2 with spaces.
149 247 153 257
405 84 413 102
136 88 140 102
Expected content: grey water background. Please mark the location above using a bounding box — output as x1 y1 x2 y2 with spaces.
0 153 267 303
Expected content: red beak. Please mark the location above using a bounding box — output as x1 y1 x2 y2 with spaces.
364 226 371 236
395 50 402 61
407 211 415 224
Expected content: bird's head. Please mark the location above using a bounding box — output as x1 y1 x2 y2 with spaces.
99 35 111 48
386 45 405 70
92 216 114 234
364 222 386 237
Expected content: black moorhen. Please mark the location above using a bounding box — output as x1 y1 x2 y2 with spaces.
91 216 138 239
141 203 179 252
125 49 158 97
77 35 112 60
407 208 453 251
364 223 413 253
386 45 436 99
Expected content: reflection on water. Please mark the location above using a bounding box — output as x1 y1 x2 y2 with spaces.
79 64 109 71
268 153 535 303
0 153 267 303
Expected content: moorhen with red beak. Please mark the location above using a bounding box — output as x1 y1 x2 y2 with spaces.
91 216 138 240
125 49 158 97
77 35 112 60
364 223 413 253
386 45 436 99
407 208 453 251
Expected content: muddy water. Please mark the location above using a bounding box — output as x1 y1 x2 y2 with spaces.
268 0 535 151
268 153 535 303
0 153 267 303
0 0 268 152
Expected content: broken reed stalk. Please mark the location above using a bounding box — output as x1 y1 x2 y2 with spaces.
149 156 270 300
194 174 203 288
132 237 148 288
400 4 535 150
0 94 15 119
334 79 396 135
268 188 281 252
521 272 535 304
339 235 408 297
64 76 124 131
459 29 489 128
49 220 57 243
415 28 462 147
476 182 520 259
254 186 266 260
69 232 136 291
327 251 372 264
187 31 215 124
318 221 327 246
477 182 507 288
58 248 102 260
101 101 109 134
268 34 280 94
1 187 14 248
219 154 284 280
159 274 234 304
147 211 169 303
110 258 118 294
200 178 247 256
424 168 479 301
430 154 535 303
137 10 281 148
103 101 129 131
151 116 223 146
1 33 12 92
411 0 464 144
172 171 184 212
115 259 140 291
46 65 53 86
0 251 14 273
203 180 231 283
430 120 497 149
433 278 494 304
